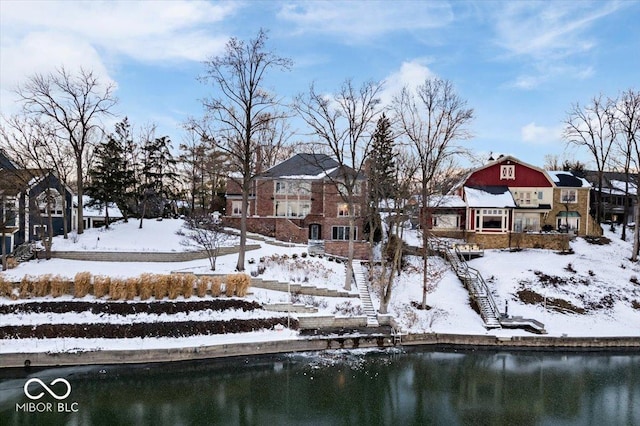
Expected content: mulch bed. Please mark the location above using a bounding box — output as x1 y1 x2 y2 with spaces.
0 299 299 339
0 299 262 315
0 318 298 339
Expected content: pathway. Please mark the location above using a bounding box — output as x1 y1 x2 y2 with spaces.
352 260 380 327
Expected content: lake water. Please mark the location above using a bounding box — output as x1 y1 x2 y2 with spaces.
1 347 639 425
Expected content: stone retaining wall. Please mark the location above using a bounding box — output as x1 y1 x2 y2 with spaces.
2 333 638 368
50 245 261 262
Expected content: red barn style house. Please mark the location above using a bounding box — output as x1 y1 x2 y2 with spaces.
427 156 601 249
224 153 370 259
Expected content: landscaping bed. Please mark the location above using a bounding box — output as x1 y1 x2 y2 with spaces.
0 317 297 339
0 299 299 340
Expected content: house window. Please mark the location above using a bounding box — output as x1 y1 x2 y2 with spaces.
560 189 577 203
1 200 16 226
518 191 532 205
433 214 459 229
337 203 360 217
475 209 507 232
538 191 543 200
231 201 242 216
275 201 310 217
337 181 362 196
557 214 580 232
275 180 311 195
500 165 515 180
38 191 63 216
33 224 48 238
332 226 357 241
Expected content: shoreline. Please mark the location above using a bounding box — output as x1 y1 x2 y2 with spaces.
2 332 639 369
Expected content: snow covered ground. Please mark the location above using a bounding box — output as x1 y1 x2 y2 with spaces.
1 219 639 355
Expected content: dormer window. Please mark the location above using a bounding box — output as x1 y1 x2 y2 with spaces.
500 165 515 180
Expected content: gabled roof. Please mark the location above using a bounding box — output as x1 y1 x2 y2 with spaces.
259 153 340 179
0 150 17 171
0 169 42 196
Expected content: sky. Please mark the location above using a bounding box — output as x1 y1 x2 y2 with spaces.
1 0 639 169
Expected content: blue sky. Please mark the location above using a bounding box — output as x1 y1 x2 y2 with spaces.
1 0 638 168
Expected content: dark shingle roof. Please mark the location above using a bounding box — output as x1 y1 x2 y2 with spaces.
0 169 41 195
260 153 340 178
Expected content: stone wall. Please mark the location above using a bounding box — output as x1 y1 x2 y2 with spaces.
50 245 261 262
323 240 370 260
468 232 572 250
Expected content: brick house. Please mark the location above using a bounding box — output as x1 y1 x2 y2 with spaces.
428 156 601 249
224 153 370 259
0 150 74 255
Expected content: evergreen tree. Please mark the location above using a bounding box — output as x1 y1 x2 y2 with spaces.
139 135 178 228
366 114 397 242
86 126 134 228
370 114 396 200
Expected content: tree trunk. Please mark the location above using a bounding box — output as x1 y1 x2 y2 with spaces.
236 179 249 272
76 157 85 235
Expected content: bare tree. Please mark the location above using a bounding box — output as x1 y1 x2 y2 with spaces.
376 150 419 314
391 77 474 309
294 79 383 290
563 94 617 223
197 29 292 272
613 90 640 259
178 214 229 271
14 66 117 235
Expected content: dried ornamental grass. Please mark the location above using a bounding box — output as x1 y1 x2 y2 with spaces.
182 274 195 299
168 274 183 299
235 274 251 297
34 274 51 297
50 275 69 298
125 277 138 300
224 275 236 297
19 276 33 298
196 277 208 297
210 277 222 297
93 275 111 298
153 274 168 300
139 273 154 300
0 275 13 298
6 257 18 269
109 278 126 300
74 272 92 298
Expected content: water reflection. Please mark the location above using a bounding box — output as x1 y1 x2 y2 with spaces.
1 348 638 425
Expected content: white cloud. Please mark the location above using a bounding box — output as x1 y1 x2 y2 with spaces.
521 122 563 144
379 60 437 106
277 1 453 40
0 0 237 113
491 1 625 89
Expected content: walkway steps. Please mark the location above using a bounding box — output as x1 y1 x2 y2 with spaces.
353 260 379 327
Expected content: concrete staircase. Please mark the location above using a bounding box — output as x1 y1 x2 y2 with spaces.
352 260 379 327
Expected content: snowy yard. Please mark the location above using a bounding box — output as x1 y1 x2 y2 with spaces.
1 220 639 355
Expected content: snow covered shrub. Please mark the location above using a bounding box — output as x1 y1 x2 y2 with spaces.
182 274 195 299
93 275 110 298
631 276 639 285
139 273 154 300
34 274 51 297
74 272 92 298
633 300 640 310
564 263 576 273
19 276 33 298
50 275 69 298
153 274 168 300
332 301 364 316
